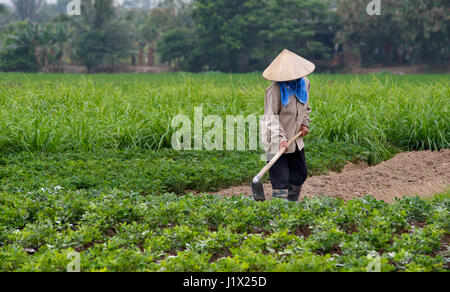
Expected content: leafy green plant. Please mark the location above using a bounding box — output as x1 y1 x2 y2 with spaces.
0 73 448 272
1 191 448 272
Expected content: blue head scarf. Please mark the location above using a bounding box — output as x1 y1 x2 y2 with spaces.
279 78 308 107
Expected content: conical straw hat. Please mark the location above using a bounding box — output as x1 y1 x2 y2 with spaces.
263 49 315 82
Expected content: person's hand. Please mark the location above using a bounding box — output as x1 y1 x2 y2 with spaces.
301 125 309 137
279 141 289 151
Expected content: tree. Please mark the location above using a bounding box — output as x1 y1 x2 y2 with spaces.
191 0 267 72
190 0 337 72
72 0 133 72
0 21 39 72
400 0 449 67
157 28 193 69
12 0 44 20
337 0 403 66
337 0 449 67
0 44 38 72
122 8 148 66
141 0 193 66
260 0 338 60
141 15 158 66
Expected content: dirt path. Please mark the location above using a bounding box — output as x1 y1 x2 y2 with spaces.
216 150 450 203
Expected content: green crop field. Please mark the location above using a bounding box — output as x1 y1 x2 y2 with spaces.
0 73 449 272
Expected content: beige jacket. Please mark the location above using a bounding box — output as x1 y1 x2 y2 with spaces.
262 77 311 155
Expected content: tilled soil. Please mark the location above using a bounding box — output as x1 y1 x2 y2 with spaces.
216 150 450 203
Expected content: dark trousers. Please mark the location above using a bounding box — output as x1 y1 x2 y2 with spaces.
269 148 308 189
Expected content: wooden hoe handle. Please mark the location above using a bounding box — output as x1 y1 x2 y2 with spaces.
253 130 304 184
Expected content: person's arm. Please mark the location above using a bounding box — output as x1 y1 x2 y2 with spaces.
263 83 288 151
301 80 312 136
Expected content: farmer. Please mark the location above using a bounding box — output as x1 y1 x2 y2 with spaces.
261 49 315 201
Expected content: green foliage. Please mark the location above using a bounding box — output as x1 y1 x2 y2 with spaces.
0 73 447 194
72 0 133 72
0 192 448 272
337 0 449 67
190 0 337 72
191 0 266 72
0 150 259 194
0 73 447 159
1 0 448 71
0 20 71 73
0 46 38 72
259 0 337 59
157 28 194 69
0 141 368 196
0 74 448 272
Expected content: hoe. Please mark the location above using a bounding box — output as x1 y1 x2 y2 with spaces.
251 130 305 201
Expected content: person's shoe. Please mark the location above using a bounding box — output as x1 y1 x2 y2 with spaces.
272 189 289 200
288 184 302 202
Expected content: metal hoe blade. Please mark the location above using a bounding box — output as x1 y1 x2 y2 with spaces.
251 181 265 202
250 130 304 202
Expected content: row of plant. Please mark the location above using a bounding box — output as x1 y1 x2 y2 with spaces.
0 140 367 195
1 188 448 272
0 73 448 164
0 73 448 272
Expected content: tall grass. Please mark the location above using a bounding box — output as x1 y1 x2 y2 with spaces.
0 73 448 164
311 75 449 162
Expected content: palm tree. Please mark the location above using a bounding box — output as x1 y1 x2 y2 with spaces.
4 22 55 72
4 23 40 68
